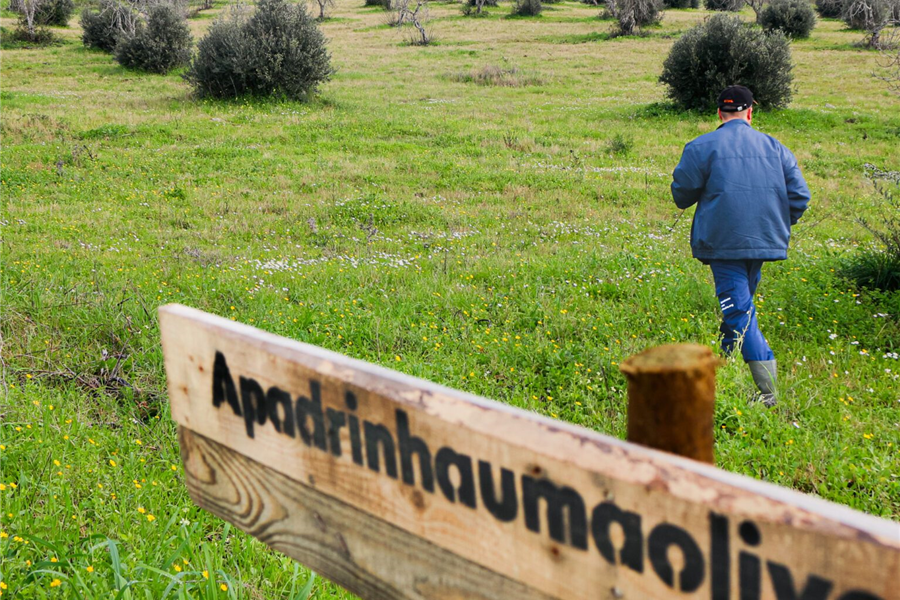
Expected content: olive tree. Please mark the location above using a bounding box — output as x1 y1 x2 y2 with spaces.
511 0 541 16
759 0 817 38
659 13 795 110
463 0 496 15
114 3 192 72
815 0 842 17
17 0 46 39
21 0 44 32
311 0 334 19
843 0 896 48
185 0 333 100
606 0 663 35
406 0 432 44
80 0 141 51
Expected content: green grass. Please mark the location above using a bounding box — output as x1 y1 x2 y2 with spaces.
2 1 899 597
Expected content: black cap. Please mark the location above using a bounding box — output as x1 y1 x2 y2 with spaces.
717 85 754 112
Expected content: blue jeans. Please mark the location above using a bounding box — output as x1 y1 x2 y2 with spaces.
708 260 775 362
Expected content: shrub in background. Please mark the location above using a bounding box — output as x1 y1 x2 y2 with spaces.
449 65 544 86
842 0 896 47
606 133 634 155
840 166 900 292
183 18 244 92
464 0 497 11
512 0 542 15
704 0 743 10
663 0 700 8
34 0 74 26
115 4 192 73
606 0 663 35
80 0 140 51
815 0 842 17
659 14 794 110
760 0 817 38
9 14 56 44
842 0 886 28
184 0 333 100
9 0 51 42
404 0 432 45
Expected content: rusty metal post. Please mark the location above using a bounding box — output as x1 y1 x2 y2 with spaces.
619 344 720 464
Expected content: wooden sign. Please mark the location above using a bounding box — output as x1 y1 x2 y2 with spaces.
160 304 900 600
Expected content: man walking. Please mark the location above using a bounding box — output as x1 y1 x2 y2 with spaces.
671 85 810 406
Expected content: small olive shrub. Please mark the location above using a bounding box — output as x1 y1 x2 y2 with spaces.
815 0 842 17
840 165 900 292
659 14 794 110
80 0 140 51
184 0 333 100
115 4 192 73
607 0 663 35
34 0 75 26
8 21 56 44
512 0 541 16
759 0 817 38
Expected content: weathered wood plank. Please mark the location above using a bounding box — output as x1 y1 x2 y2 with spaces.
161 304 900 600
180 426 557 600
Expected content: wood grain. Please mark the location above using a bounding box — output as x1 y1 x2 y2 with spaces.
161 304 900 600
180 427 556 600
621 344 719 464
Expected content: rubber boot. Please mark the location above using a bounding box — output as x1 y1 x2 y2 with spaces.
748 360 777 407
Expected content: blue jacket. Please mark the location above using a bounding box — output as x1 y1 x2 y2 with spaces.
671 119 810 262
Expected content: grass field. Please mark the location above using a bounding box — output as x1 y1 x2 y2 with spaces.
2 0 899 596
